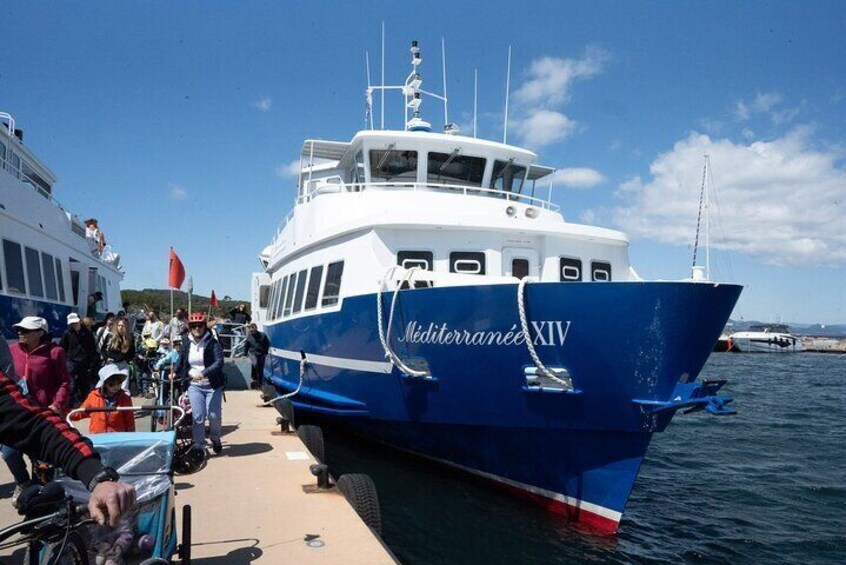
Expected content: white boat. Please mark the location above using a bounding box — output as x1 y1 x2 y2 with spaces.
0 112 123 337
251 41 742 533
730 324 803 353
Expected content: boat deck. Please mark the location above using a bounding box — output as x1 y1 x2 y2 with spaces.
0 391 396 564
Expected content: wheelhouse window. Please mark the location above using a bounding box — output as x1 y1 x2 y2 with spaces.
55 258 66 302
512 258 529 280
25 247 43 297
370 149 418 182
349 151 365 190
305 265 324 310
275 276 288 319
591 261 611 282
259 284 270 309
450 252 486 275
4 240 25 294
292 269 308 314
426 151 485 186
490 160 527 194
322 261 344 307
41 252 58 300
560 258 582 282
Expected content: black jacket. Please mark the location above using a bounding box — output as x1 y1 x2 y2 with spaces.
60 327 98 365
0 371 104 486
229 308 252 325
175 330 225 389
244 331 270 357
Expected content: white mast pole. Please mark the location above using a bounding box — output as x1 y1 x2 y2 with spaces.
473 69 478 138
705 155 711 280
365 51 373 130
441 37 448 127
381 22 385 130
503 46 512 144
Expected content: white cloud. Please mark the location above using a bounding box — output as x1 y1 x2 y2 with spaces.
548 167 605 188
612 129 846 267
276 159 301 178
168 183 187 200
253 97 272 111
510 46 609 148
735 91 784 121
513 110 576 146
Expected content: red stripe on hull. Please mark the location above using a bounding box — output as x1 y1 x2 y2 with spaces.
487 475 621 535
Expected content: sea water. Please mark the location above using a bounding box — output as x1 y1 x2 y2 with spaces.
323 353 846 564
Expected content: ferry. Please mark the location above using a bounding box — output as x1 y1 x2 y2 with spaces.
730 324 803 353
0 112 123 338
251 42 742 533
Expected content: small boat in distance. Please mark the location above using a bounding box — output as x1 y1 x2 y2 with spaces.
0 112 124 337
730 324 803 353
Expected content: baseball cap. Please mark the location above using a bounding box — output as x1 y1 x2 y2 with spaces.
67 313 81 324
13 316 48 332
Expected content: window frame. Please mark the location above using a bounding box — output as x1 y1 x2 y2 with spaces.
449 251 486 275
321 261 345 307
24 246 44 298
304 265 324 311
591 260 612 282
292 269 308 314
560 257 583 282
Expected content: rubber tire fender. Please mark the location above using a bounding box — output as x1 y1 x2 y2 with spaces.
336 473 382 535
296 425 325 463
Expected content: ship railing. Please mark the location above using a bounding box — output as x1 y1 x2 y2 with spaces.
215 321 249 359
296 180 560 211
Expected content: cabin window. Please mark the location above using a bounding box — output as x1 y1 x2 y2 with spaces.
0 141 5 169
21 161 51 196
322 261 344 307
283 273 297 317
41 253 58 301
560 257 582 282
55 258 66 303
3 240 25 294
370 149 418 182
9 153 21 178
259 284 270 309
292 269 308 314
490 160 527 194
426 152 485 186
305 265 324 310
397 251 433 271
277 277 289 319
70 269 80 305
512 258 529 280
99 275 108 308
591 261 611 282
450 252 486 275
25 247 44 297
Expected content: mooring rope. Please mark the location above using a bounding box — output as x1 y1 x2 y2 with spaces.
377 266 430 378
517 276 572 389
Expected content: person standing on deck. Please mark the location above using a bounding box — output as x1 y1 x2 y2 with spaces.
173 313 225 455
60 313 98 401
228 304 252 326
243 323 270 390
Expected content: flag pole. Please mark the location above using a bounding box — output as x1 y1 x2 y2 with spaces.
170 288 174 321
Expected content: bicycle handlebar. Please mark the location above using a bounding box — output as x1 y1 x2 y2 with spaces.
66 405 186 427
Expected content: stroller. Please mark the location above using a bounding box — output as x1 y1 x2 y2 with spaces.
148 369 202 475
61 405 191 564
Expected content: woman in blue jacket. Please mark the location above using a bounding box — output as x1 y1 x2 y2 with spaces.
173 313 225 454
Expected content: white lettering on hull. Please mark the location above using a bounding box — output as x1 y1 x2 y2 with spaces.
397 321 572 347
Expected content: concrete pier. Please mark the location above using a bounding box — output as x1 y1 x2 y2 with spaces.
0 391 396 564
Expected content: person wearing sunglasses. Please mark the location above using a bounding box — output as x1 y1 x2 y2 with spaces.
9 317 71 415
172 312 225 455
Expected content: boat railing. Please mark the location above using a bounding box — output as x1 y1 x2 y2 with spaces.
296 180 560 211
214 321 249 359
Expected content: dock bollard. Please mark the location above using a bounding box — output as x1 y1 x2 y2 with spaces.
310 464 332 489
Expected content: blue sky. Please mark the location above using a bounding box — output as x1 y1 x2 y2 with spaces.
2 1 844 323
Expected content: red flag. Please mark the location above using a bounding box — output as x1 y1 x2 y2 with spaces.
168 248 185 289
210 290 219 308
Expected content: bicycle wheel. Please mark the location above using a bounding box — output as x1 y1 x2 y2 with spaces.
25 530 90 564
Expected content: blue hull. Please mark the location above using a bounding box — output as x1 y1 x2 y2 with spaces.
266 281 741 532
0 294 74 339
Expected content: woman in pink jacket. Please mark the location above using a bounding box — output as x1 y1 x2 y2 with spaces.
10 316 72 413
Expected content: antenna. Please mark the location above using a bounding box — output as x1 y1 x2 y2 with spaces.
381 22 385 130
365 51 373 130
503 45 512 144
441 37 449 126
473 69 478 138
692 155 710 278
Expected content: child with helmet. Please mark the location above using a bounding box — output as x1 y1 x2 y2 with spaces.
172 313 225 455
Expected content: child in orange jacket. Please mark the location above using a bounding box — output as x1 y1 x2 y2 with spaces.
72 364 135 433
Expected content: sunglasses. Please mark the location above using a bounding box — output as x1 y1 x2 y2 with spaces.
16 328 36 334
189 323 205 329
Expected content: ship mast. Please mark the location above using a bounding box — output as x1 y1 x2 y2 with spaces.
691 155 711 280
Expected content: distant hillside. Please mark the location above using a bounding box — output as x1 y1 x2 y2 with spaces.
121 289 249 318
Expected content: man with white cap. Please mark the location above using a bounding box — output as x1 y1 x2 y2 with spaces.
60 312 99 401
